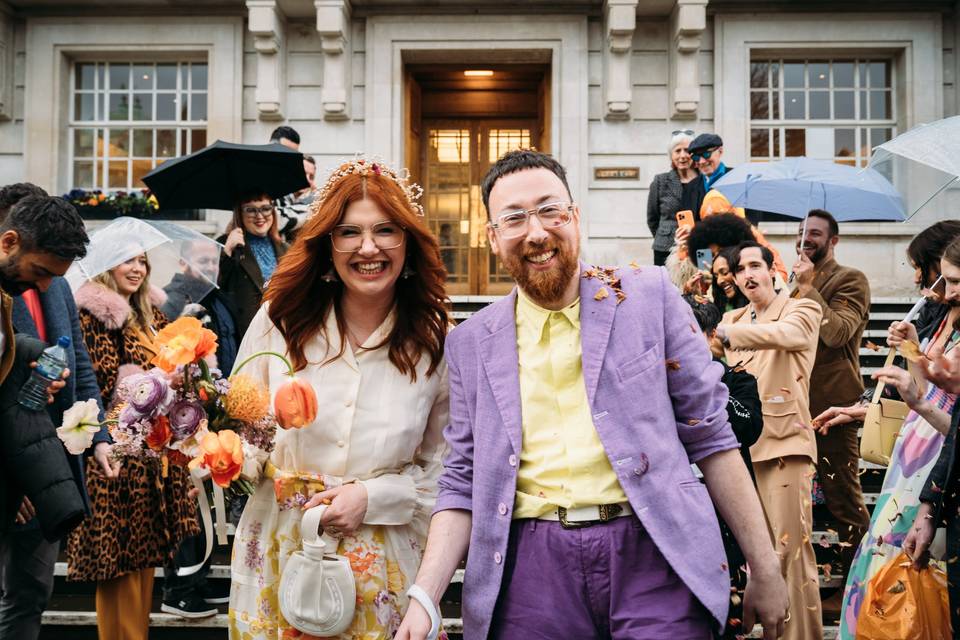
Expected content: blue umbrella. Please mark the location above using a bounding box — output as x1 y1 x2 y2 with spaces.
711 157 905 221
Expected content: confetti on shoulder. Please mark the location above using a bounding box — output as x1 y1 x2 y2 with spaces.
595 287 610 301
629 259 641 270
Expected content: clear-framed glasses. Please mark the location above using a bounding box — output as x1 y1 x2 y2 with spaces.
489 201 575 239
241 204 275 219
672 129 695 136
331 221 406 253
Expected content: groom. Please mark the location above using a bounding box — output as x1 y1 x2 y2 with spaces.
396 150 788 639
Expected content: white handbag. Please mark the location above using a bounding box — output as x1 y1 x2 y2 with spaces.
279 505 357 636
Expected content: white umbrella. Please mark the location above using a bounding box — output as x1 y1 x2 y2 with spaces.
868 116 960 218
66 217 224 303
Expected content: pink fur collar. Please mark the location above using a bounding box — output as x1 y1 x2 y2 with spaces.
74 282 167 331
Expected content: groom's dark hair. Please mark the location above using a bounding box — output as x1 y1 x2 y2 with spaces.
481 149 572 219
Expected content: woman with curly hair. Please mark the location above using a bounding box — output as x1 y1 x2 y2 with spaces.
228 159 450 640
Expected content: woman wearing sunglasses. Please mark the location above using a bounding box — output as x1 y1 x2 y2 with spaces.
217 194 289 339
645 129 698 266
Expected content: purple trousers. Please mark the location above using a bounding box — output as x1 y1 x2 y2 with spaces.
488 516 714 640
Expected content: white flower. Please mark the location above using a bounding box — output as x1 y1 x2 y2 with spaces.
56 399 102 455
168 418 210 459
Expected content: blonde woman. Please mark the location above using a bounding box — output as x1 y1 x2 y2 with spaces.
67 254 198 640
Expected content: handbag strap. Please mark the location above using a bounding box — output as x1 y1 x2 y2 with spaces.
871 347 898 404
301 505 339 551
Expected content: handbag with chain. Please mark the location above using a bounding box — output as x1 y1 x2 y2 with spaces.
279 504 356 636
860 348 910 466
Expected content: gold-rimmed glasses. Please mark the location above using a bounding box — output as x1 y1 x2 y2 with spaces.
488 201 575 239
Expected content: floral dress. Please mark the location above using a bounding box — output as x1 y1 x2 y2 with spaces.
838 322 958 638
228 306 449 640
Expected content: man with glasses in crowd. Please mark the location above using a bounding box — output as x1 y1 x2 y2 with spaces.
396 149 788 640
688 133 763 225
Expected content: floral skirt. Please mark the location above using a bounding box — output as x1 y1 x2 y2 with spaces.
67 456 200 582
229 472 443 640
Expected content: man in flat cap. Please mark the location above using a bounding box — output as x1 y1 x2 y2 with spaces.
688 133 761 225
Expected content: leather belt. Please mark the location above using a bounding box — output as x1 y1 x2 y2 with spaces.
538 502 633 529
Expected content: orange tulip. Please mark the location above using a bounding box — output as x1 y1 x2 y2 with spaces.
145 415 172 451
274 377 317 430
189 430 243 488
152 316 218 372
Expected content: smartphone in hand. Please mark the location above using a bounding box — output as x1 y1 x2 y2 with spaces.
695 249 712 271
676 209 695 230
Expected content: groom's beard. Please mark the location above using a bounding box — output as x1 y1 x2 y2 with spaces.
500 236 579 308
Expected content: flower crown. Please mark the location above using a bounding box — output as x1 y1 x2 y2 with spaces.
310 156 425 218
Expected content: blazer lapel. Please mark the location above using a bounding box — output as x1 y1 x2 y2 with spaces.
0 293 16 384
479 289 523 456
10 296 38 338
578 262 616 407
239 246 265 289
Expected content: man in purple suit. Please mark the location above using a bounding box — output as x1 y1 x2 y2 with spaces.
397 150 788 640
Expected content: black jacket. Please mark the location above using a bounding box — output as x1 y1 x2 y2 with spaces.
719 358 764 470
216 233 287 340
162 273 240 374
0 336 86 541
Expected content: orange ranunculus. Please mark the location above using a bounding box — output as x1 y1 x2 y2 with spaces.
274 377 317 430
152 316 218 372
189 430 243 488
145 415 172 451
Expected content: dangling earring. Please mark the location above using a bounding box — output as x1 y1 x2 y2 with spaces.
401 263 415 279
321 266 339 283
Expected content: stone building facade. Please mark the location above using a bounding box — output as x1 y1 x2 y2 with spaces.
0 0 957 295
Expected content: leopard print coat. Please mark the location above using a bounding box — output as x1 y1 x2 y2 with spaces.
67 282 199 582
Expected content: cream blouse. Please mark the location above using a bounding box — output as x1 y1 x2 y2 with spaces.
235 303 449 530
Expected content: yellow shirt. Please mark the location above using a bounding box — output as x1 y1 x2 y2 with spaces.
512 290 627 519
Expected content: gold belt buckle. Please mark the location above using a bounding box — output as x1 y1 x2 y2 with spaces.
598 503 623 521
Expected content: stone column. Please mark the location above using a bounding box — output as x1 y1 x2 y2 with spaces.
247 0 287 120
315 0 351 120
0 5 14 122
603 0 638 120
669 0 707 119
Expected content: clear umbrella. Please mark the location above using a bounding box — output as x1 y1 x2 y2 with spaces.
66 217 224 309
868 115 960 221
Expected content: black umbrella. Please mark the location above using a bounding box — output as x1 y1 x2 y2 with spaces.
142 140 309 211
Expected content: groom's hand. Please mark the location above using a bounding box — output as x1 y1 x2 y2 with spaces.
742 567 789 640
395 599 434 640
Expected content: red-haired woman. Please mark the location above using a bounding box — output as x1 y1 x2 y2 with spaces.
227 160 449 639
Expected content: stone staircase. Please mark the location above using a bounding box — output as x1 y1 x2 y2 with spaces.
36 296 916 639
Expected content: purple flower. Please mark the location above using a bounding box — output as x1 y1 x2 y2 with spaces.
126 370 173 416
168 399 205 441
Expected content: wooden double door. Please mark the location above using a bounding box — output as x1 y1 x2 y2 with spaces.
420 119 540 296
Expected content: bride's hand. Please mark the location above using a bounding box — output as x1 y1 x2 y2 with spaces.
303 483 368 536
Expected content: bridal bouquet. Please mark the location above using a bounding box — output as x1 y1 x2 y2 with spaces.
57 316 318 490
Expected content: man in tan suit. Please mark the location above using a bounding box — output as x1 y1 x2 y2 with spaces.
717 241 823 640
792 209 871 615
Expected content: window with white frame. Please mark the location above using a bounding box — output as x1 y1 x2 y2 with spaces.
749 58 895 167
70 61 208 191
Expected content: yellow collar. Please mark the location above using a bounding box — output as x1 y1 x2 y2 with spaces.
516 288 580 342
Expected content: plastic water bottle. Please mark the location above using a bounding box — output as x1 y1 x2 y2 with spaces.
18 336 71 411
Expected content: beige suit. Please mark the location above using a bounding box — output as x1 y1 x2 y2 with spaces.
722 291 823 640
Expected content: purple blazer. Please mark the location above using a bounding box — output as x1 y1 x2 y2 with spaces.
435 263 740 639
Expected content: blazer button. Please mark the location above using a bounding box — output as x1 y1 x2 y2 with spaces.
508 454 517 467
494 551 502 564
498 502 507 515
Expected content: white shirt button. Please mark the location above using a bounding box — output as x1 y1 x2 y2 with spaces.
344 397 353 407
493 551 502 564
508 454 517 467
498 503 507 515
337 440 345 448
